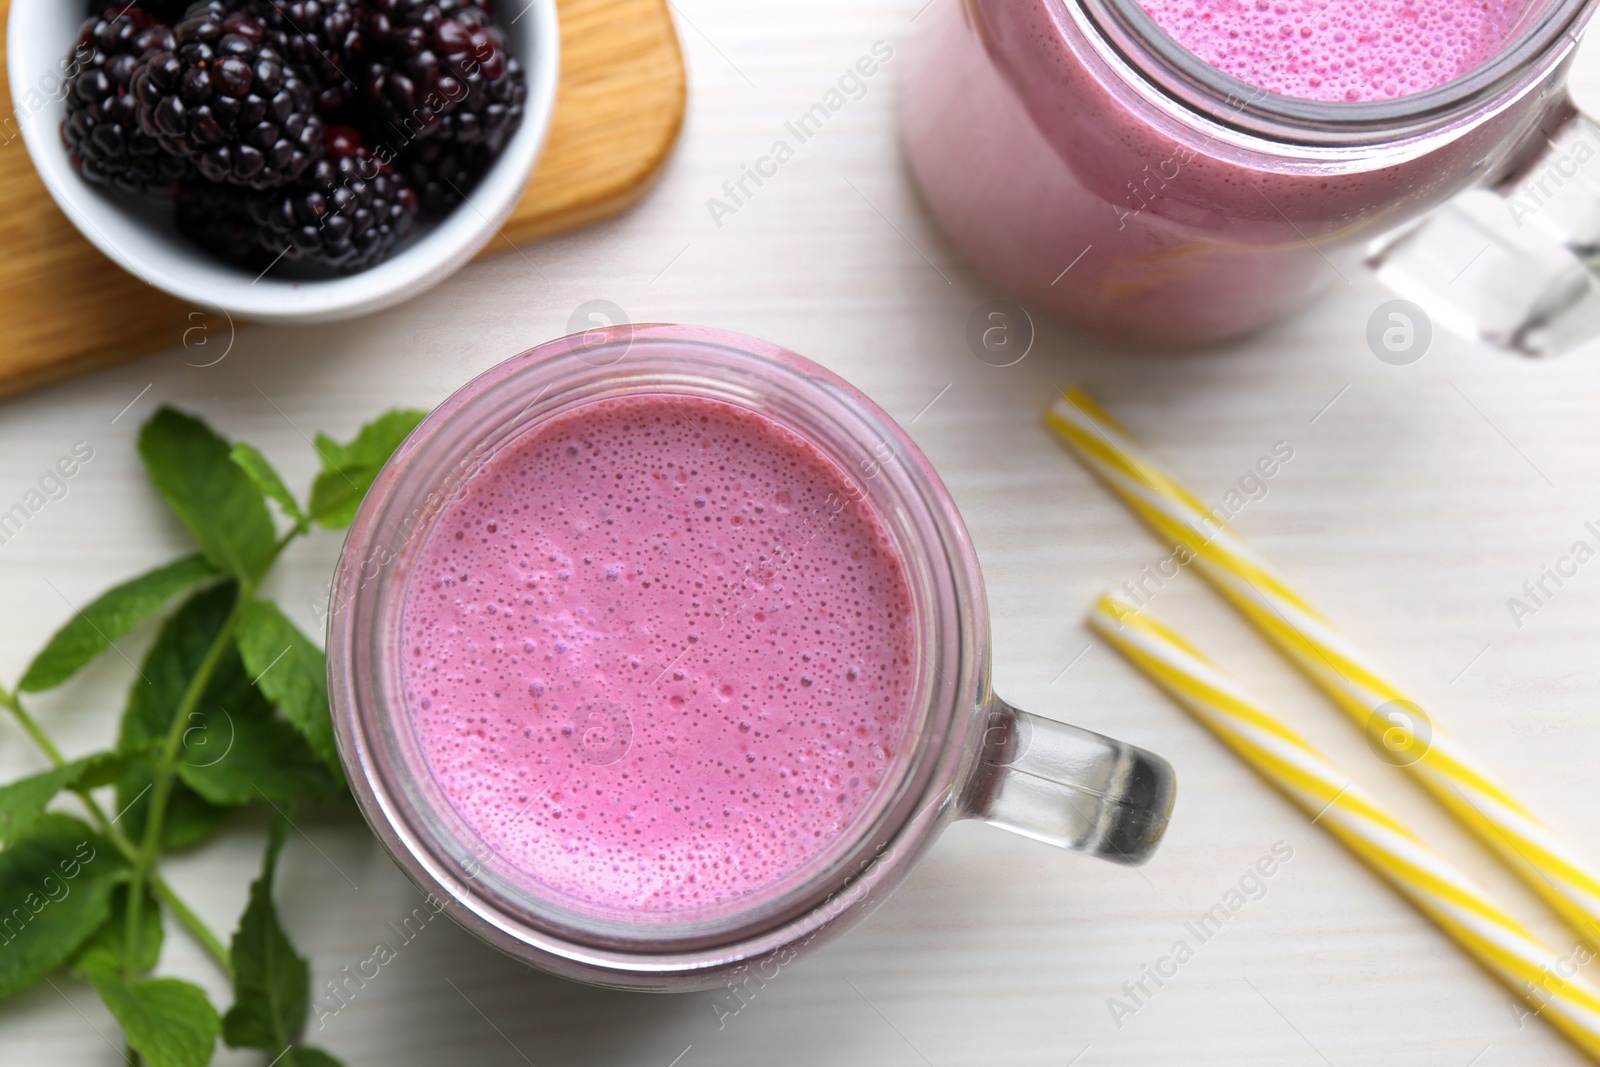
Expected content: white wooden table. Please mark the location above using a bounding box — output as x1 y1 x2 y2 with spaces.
5 2 1600 1064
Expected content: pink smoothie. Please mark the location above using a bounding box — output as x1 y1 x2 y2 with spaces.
900 0 1559 345
400 394 916 913
1137 0 1530 102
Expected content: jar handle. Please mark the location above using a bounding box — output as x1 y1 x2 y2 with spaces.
1368 102 1600 356
965 699 1175 866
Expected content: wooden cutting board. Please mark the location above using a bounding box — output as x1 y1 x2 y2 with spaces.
0 0 685 400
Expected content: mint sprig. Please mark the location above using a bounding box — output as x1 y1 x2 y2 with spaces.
0 405 426 1065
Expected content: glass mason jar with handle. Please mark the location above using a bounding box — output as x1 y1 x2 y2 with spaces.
327 324 1175 991
900 0 1600 353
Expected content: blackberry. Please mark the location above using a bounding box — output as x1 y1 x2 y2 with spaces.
247 128 419 271
130 2 324 188
362 0 525 146
249 0 365 116
174 180 276 270
394 136 492 215
89 0 197 24
63 9 192 197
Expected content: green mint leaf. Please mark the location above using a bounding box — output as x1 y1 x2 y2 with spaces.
119 583 238 753
0 766 76 845
293 1048 349 1067
177 699 339 807
0 753 126 845
72 882 163 978
18 555 219 693
0 815 127 1000
67 751 132 791
236 599 342 781
117 583 336 809
223 818 308 1052
86 970 219 1067
178 629 338 807
307 409 426 529
231 443 306 525
116 764 230 850
139 408 277 582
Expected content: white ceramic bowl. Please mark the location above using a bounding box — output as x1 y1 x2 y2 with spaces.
6 0 559 324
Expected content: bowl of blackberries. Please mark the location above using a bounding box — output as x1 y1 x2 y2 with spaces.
8 0 558 322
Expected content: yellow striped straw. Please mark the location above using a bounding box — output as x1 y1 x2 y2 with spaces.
1047 388 1600 955
1088 591 1600 1062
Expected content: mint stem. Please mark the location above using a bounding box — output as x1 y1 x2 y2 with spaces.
0 683 235 977
124 600 243 979
0 684 69 763
149 876 233 976
94 793 233 977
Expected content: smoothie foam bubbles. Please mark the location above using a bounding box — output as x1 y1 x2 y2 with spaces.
400 394 917 913
1137 0 1536 102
